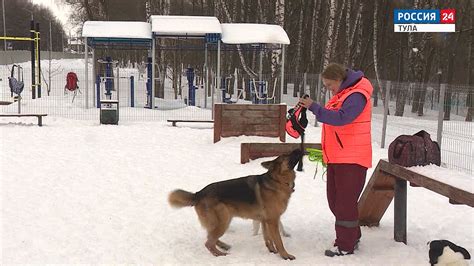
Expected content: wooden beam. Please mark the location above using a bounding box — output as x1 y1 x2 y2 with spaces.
358 163 396 227
378 160 474 207
241 142 322 164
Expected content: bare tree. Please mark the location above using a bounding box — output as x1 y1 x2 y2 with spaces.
319 0 337 103
309 0 321 71
271 0 285 102
467 0 474 122
343 0 353 66
372 0 382 108
350 1 364 69
218 0 256 78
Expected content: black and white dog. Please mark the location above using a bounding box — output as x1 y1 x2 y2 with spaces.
429 240 471 266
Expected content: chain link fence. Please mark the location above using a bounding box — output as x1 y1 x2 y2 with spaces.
1 63 472 174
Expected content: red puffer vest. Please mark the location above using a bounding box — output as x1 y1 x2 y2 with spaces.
322 77 373 168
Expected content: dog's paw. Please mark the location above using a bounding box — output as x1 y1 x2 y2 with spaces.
281 253 296 260
265 242 278 254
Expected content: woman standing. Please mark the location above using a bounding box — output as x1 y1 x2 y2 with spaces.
298 63 373 257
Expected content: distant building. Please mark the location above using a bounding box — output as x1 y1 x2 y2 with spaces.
66 36 84 54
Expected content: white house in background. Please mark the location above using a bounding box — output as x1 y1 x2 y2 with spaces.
66 36 84 54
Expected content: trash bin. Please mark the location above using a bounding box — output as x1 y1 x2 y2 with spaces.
100 99 119 125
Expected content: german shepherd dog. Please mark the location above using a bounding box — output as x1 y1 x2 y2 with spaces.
168 149 302 260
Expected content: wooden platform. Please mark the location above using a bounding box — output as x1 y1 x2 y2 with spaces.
213 104 286 143
0 113 48 126
358 159 474 244
241 142 322 164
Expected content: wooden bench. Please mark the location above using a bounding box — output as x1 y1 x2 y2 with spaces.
358 159 474 244
241 142 322 164
0 114 48 126
167 119 214 127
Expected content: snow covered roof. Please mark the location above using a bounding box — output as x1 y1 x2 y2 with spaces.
150 15 222 36
221 23 290 45
82 21 152 39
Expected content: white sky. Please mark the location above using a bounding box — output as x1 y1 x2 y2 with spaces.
30 0 76 33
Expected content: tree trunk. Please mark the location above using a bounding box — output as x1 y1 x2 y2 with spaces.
372 0 382 108
294 1 304 97
343 0 353 66
351 1 364 69
418 47 435 116
271 0 285 103
219 0 257 78
329 0 344 62
309 0 321 71
466 1 473 122
395 35 406 117
320 0 337 102
443 0 467 120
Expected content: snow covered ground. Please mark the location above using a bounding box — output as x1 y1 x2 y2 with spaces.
1 58 473 265
1 114 473 265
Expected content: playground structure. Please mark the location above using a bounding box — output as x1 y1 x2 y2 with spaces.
0 20 42 111
82 21 153 124
80 17 290 115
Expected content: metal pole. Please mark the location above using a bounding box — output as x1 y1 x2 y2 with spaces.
84 37 88 108
314 74 321 127
117 66 120 103
92 48 96 107
259 45 263 82
437 84 446 147
48 20 51 96
280 45 285 104
2 0 6 51
204 43 208 109
30 20 35 99
394 178 407 244
303 72 307 97
151 36 155 109
213 40 220 118
36 22 41 98
381 81 391 148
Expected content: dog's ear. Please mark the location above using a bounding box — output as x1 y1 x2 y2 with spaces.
261 159 274 169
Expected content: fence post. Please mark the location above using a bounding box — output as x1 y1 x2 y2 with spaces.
130 75 134 107
303 72 307 97
314 74 322 127
437 84 446 147
381 80 391 148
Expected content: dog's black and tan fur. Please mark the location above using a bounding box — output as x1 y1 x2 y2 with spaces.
168 149 302 260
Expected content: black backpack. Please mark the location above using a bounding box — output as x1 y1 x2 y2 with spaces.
388 130 441 167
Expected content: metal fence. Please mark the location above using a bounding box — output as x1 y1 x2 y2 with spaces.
1 63 472 174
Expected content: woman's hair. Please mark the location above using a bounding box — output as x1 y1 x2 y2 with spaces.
321 63 346 81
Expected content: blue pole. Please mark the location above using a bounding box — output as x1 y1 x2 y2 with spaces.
105 56 112 99
130 75 135 107
96 74 101 108
146 57 152 108
186 68 195 106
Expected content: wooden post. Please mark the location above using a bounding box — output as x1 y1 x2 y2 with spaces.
241 143 250 164
394 177 407 244
213 103 222 143
279 104 286 142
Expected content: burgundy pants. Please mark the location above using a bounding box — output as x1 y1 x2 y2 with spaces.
326 163 367 252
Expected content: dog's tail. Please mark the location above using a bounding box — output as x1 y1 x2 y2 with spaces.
168 189 196 208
